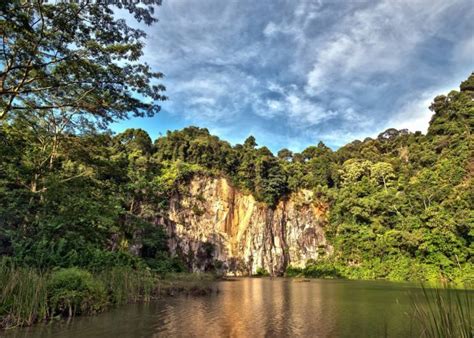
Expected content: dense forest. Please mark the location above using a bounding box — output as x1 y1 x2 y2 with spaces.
0 1 472 285
1 1 473 333
1 74 473 283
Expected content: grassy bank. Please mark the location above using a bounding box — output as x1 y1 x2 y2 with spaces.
0 263 217 330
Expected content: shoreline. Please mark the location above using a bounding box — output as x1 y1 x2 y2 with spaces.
3 272 472 334
0 267 218 331
3 276 472 336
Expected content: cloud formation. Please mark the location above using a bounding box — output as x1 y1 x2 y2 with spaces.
115 0 474 152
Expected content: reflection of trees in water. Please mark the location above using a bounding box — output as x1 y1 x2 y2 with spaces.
5 280 422 338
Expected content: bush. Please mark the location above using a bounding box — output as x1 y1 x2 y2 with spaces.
1 264 214 330
285 265 303 277
145 253 186 274
255 267 270 277
11 238 145 271
85 249 145 272
285 261 342 279
96 267 157 305
47 268 108 317
304 261 342 278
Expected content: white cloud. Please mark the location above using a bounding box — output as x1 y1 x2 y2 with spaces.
286 94 336 125
263 22 279 37
165 67 263 123
385 86 454 133
251 83 338 127
262 0 323 43
266 99 284 113
114 0 473 151
304 0 458 95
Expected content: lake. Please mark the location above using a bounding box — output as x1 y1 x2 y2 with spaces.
3 278 471 338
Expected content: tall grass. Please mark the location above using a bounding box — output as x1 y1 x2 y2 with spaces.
411 285 473 338
0 262 216 330
0 264 48 328
96 267 158 304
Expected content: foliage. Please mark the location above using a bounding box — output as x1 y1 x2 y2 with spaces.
96 267 158 305
47 268 108 317
0 262 48 328
320 77 474 282
255 267 270 277
144 253 186 274
0 261 215 330
0 121 191 272
285 266 304 277
303 261 342 279
0 0 166 124
285 260 342 279
0 18 472 287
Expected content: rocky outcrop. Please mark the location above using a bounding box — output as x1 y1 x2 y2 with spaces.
160 176 331 276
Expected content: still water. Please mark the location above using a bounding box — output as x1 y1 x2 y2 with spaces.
3 278 470 338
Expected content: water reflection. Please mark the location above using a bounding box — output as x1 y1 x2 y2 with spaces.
3 278 467 338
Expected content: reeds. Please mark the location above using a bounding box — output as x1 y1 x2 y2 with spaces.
0 264 48 328
96 267 158 304
410 284 473 338
157 272 217 296
1 262 217 330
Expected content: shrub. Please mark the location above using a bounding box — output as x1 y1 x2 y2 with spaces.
304 262 341 278
145 253 186 274
255 267 270 277
85 249 145 272
285 260 342 279
285 265 303 277
47 268 108 317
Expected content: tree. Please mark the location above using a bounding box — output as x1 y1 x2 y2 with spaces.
0 0 166 126
370 162 394 190
115 128 153 157
301 142 334 188
460 72 474 93
277 148 293 161
254 155 287 205
243 135 257 149
428 75 474 137
339 159 372 185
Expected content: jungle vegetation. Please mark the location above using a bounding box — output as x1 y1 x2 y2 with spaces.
0 0 472 308
1 74 472 283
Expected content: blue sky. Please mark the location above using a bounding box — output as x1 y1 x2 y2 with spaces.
112 0 473 153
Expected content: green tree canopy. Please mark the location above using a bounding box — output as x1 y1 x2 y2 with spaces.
0 0 166 128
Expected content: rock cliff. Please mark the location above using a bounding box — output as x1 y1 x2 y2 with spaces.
160 175 331 276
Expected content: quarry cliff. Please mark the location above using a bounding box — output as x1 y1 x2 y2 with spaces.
158 175 331 275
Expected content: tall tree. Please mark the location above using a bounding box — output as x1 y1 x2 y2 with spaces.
0 0 166 126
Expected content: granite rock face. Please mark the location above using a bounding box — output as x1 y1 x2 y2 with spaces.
161 176 331 276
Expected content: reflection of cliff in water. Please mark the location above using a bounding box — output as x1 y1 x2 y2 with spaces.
5 278 434 338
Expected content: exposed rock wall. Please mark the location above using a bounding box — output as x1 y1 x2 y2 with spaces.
161 176 331 276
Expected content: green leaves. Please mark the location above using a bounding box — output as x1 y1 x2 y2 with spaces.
1 64 473 284
324 75 474 282
0 0 166 127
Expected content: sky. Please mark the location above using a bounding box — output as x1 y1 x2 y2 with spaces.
111 0 474 153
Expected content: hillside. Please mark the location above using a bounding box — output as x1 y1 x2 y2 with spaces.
1 74 473 282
